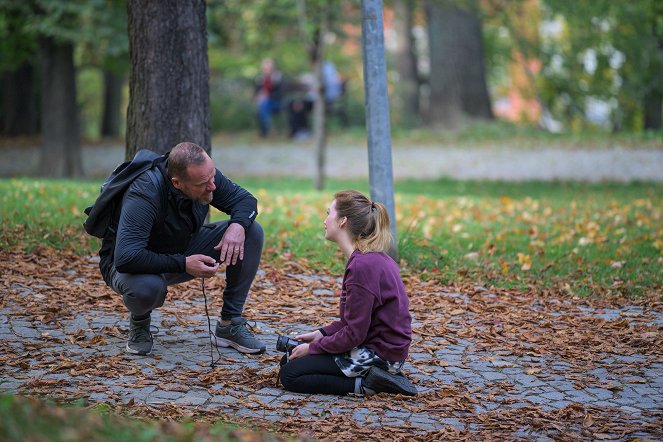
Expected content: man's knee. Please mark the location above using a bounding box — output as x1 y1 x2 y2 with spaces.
118 274 166 315
246 221 264 251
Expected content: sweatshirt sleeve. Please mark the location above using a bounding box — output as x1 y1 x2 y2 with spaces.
210 170 258 230
320 320 344 337
113 173 186 274
309 282 377 355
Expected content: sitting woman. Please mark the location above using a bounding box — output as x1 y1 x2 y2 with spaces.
279 190 417 396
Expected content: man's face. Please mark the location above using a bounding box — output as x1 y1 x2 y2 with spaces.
171 156 216 204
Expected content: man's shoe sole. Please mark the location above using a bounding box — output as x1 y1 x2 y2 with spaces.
125 342 152 356
211 334 265 354
366 367 417 396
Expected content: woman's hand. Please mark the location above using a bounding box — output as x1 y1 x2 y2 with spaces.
294 330 323 343
289 343 310 360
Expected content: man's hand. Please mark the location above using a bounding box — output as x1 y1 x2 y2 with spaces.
186 254 219 278
214 223 245 265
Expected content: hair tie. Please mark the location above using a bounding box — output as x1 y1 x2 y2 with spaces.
371 201 376 210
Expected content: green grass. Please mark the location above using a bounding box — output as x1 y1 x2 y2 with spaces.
1 177 661 297
0 395 275 442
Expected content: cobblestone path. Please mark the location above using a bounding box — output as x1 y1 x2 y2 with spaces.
1 261 661 440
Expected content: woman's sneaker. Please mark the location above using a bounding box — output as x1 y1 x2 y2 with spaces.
212 317 266 354
362 367 417 396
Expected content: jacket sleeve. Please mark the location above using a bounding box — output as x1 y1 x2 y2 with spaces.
309 282 377 355
210 170 258 230
113 173 186 274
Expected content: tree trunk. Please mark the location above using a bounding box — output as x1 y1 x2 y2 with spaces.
426 0 493 128
2 63 39 136
126 0 210 158
643 92 662 130
100 69 124 138
393 0 420 125
39 37 83 178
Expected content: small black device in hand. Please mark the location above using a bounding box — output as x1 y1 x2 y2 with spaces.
276 335 300 353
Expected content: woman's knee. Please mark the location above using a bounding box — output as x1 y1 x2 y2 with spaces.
279 363 299 392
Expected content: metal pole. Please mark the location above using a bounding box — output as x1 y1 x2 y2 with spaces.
361 0 398 260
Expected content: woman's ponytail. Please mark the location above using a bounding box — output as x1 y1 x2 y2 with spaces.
334 190 393 253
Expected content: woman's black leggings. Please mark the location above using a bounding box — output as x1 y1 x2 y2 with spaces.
279 354 356 395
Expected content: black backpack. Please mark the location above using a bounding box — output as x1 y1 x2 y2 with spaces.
83 149 164 239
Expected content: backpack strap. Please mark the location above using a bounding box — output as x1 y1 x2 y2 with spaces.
145 167 168 229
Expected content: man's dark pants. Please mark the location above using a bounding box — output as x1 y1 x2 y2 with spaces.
108 221 263 320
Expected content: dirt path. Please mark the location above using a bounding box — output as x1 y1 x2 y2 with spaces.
1 142 662 181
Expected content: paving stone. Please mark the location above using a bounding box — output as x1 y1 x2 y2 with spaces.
540 390 567 401
175 391 210 406
445 366 477 379
86 392 110 402
613 396 638 406
512 374 546 387
439 417 464 430
546 380 576 392
480 371 508 381
524 395 549 405
617 406 643 415
207 394 237 406
12 326 41 338
351 408 380 424
150 390 186 400
630 396 658 409
585 387 613 401
549 400 572 409
630 384 659 396
409 414 443 431
565 390 598 403
382 410 411 422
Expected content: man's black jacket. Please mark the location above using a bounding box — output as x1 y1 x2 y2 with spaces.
99 156 257 282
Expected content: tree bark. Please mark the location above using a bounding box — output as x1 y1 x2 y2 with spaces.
2 63 39 136
393 0 420 125
100 69 124 138
126 0 210 158
643 92 662 130
426 0 493 127
39 37 83 178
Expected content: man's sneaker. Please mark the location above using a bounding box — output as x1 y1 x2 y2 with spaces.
126 316 153 355
212 317 266 354
362 366 417 396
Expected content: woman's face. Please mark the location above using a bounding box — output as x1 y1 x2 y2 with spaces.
324 199 342 242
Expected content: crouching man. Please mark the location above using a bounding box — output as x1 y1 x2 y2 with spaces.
97 142 265 356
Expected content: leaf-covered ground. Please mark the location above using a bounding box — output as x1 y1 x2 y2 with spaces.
1 248 662 441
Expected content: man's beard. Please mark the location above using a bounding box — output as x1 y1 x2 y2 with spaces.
182 189 213 205
196 192 213 205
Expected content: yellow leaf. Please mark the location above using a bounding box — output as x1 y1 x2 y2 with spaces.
517 253 532 271
500 262 509 274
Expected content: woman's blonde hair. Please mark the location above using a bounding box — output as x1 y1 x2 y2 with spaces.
334 190 392 253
